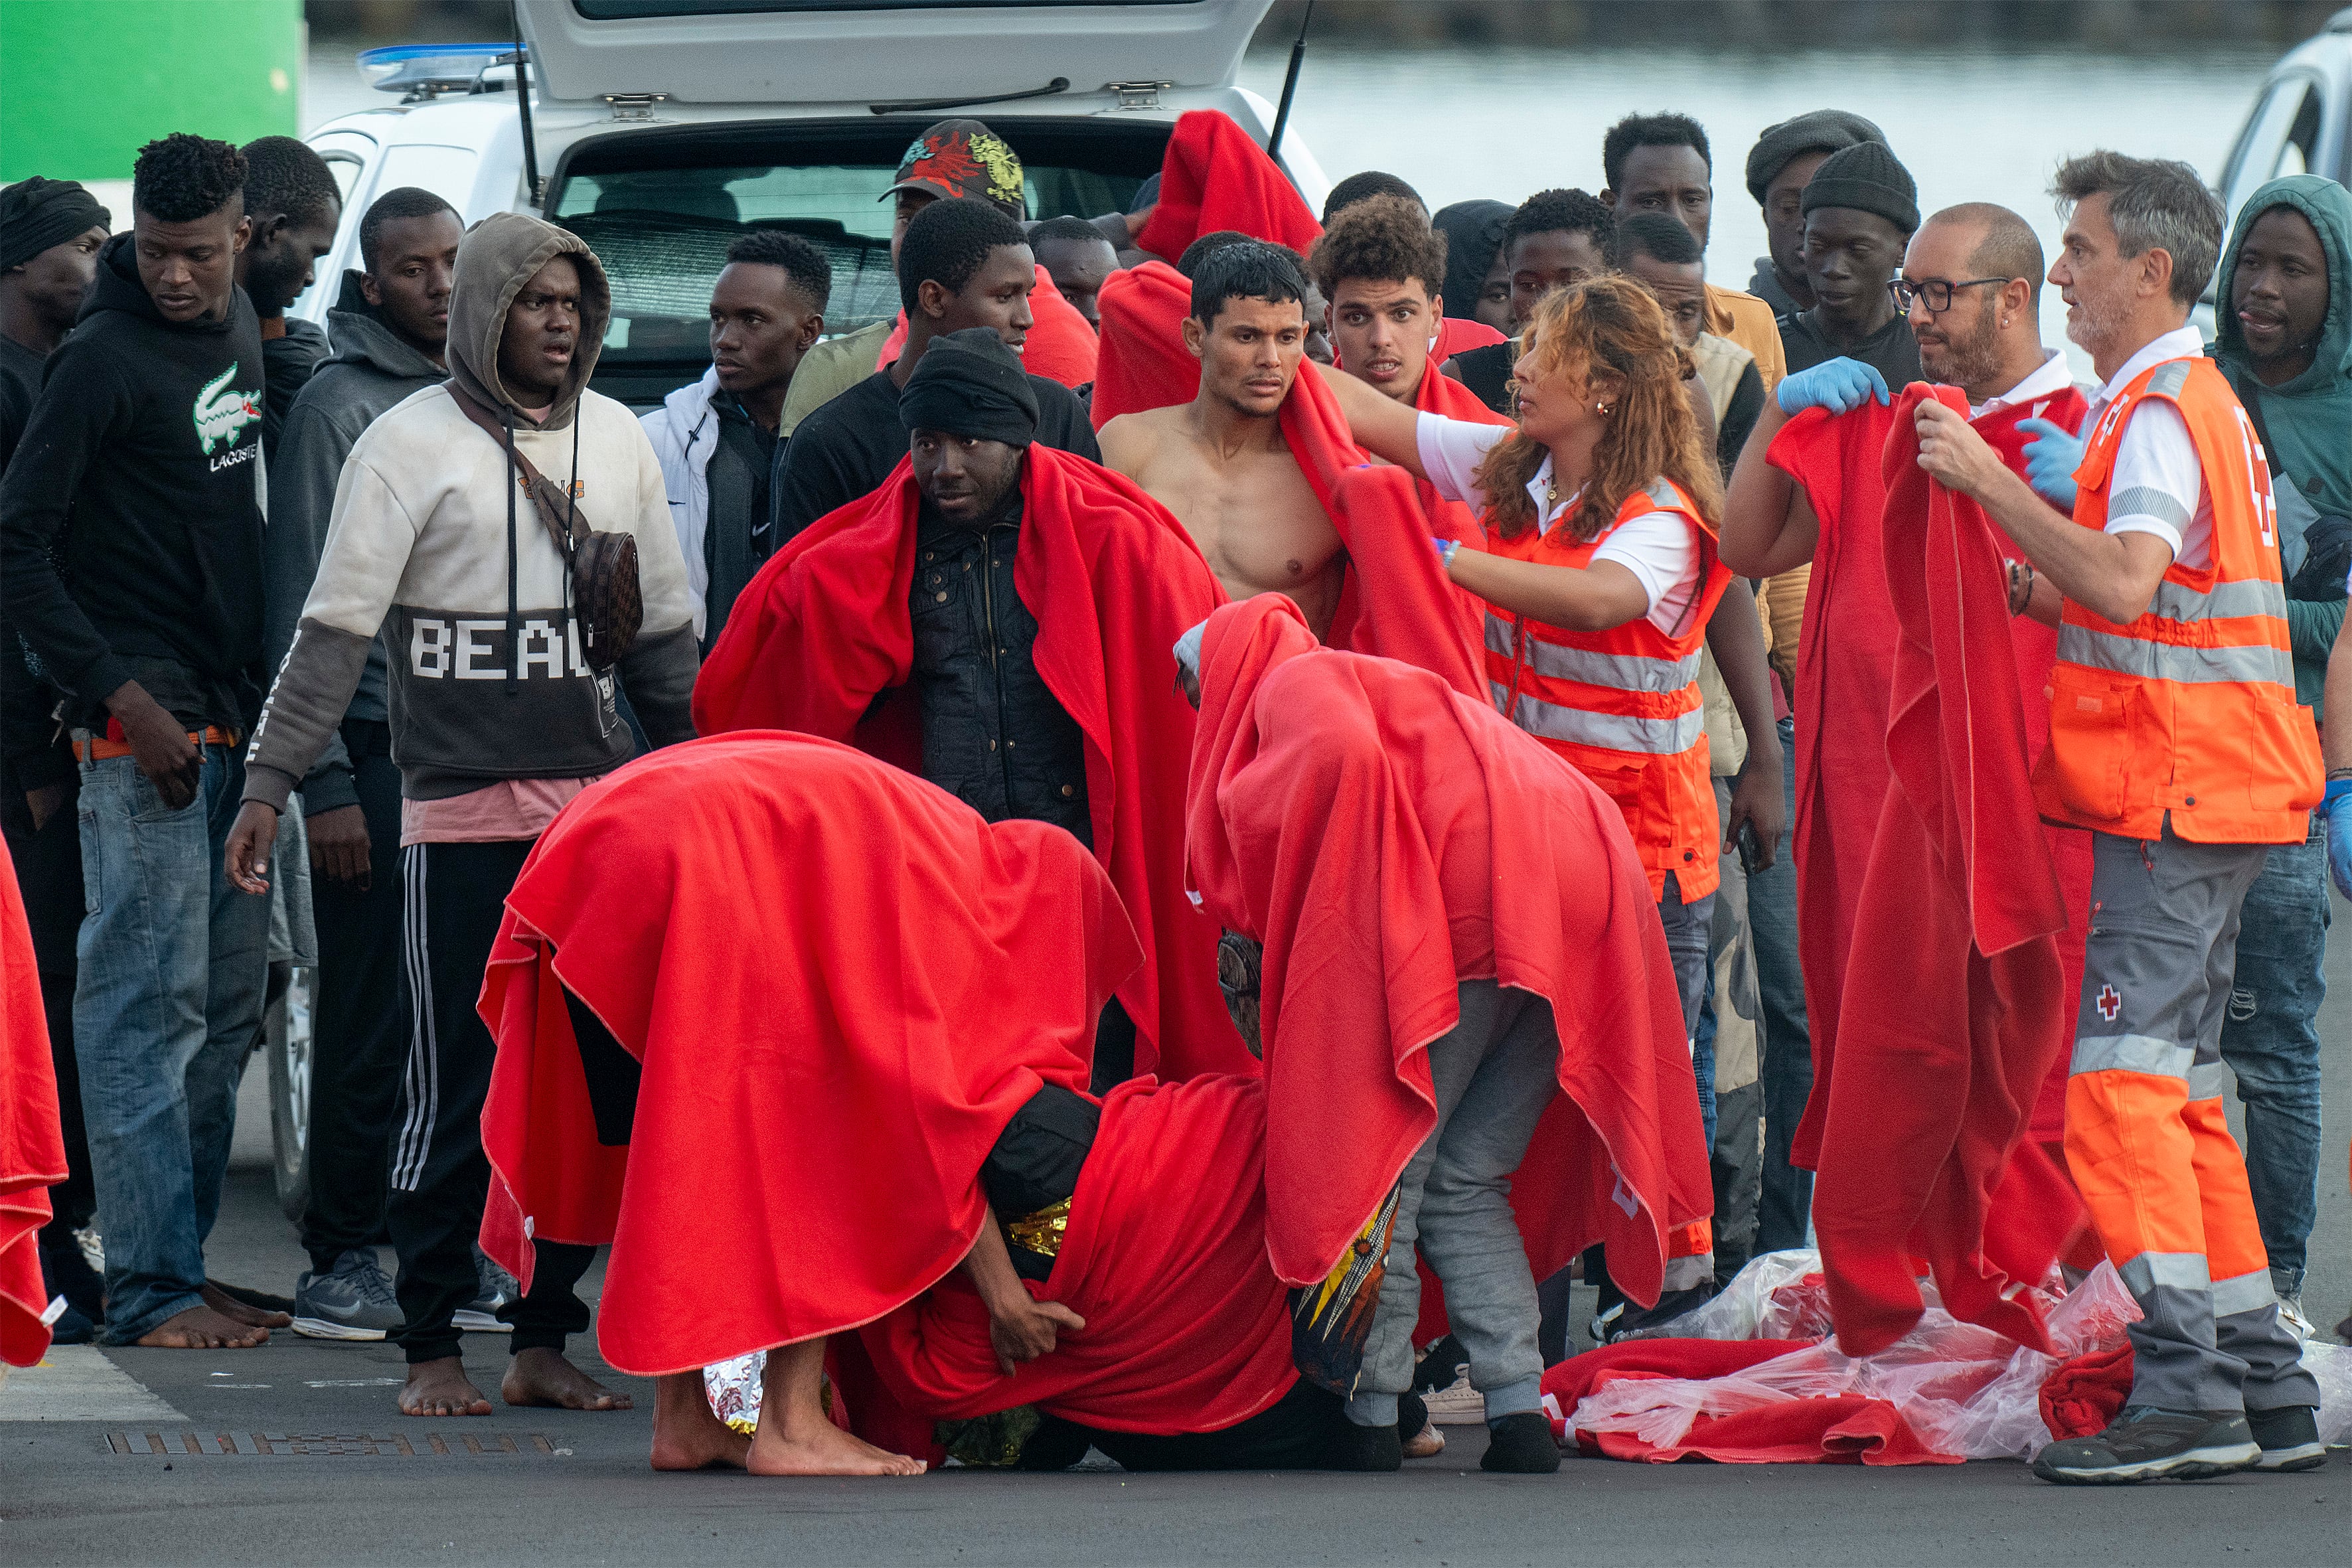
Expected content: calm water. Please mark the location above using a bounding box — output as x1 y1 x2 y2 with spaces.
304 38 2284 370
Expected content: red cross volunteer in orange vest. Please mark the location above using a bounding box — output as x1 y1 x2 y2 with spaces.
1911 151 2324 1486
1316 274 1787 1338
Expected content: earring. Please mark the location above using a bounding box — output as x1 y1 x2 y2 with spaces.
1596 400 1612 415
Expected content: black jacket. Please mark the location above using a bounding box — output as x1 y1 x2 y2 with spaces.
0 233 268 734
260 311 331 457
909 495 1091 844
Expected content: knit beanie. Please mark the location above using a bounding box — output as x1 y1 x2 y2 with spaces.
1743 110 1887 204
1800 141 1919 235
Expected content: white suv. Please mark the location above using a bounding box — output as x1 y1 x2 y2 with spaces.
293 0 1328 407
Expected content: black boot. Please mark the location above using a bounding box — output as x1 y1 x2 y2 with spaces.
1480 1411 1562 1474
1331 1415 1403 1471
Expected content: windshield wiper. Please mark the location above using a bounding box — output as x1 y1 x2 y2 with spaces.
869 77 1069 116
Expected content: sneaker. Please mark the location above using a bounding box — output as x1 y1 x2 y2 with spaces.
2248 1405 2325 1473
1601 1284 1715 1344
1421 1370 1487 1425
2031 1406 2260 1484
291 1250 403 1341
455 1253 516 1334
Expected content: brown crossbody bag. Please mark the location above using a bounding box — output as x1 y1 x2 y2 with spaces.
448 386 643 672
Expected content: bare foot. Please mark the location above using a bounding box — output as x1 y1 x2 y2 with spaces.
503 1346 633 1411
747 1417 926 1477
400 1358 493 1417
1403 1419 1446 1459
134 1303 268 1349
202 1281 292 1330
650 1371 749 1472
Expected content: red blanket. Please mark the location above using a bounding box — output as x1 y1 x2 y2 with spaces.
692 445 1244 1081
1133 109 1322 262
1774 387 2093 1176
0 842 64 1368
850 1073 1298 1437
1186 597 1711 1298
1430 316 1507 364
871 264 1098 390
1090 260 1195 430
475 735 1138 1375
1812 386 2078 1356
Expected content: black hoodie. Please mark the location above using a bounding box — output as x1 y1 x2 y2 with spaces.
0 232 268 733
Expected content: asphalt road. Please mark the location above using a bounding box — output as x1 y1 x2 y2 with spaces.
3 929 2347 1567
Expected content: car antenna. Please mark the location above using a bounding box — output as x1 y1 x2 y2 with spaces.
508 5 543 208
1266 0 1315 169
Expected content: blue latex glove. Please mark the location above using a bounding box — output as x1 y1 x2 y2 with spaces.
1774 356 1889 418
1432 536 1460 568
2017 416 2086 512
2327 779 2352 902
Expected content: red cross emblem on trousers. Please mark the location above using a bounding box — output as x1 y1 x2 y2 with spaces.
2095 985 2122 1022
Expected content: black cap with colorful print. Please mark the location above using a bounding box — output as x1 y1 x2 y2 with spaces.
882 118 1026 219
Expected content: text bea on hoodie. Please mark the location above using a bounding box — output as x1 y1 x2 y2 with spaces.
0 231 268 734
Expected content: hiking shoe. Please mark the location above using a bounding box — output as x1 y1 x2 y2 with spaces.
291 1250 402 1341
2031 1406 2260 1483
1602 1285 1715 1344
454 1253 516 1334
2248 1405 2325 1473
1480 1411 1563 1474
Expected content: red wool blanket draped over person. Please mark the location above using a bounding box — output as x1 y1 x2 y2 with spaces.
1811 386 2082 1356
1133 109 1324 262
1184 596 1712 1304
0 844 66 1368
1770 382 2093 1182
474 735 1138 1374
691 444 1243 1080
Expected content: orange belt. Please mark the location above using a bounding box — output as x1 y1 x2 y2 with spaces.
74 725 238 763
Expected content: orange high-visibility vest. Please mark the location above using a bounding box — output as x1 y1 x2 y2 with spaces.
2033 355 2321 844
1484 479 1734 900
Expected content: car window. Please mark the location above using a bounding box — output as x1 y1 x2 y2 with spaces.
552 157 1141 363
2222 74 2325 230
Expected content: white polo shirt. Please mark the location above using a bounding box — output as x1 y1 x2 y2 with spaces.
1970 347 2079 422
2085 325 2214 571
1413 412 1704 635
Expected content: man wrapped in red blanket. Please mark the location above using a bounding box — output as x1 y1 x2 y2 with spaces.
1181 596 1712 1472
695 329 1241 1081
1098 240 1486 697
477 732 1410 1476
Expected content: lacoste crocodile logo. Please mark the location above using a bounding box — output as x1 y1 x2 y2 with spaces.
193 363 261 455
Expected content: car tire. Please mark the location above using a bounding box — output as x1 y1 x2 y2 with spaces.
265 961 317 1224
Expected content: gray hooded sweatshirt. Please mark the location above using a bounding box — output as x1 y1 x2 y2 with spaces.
244 212 697 814
262 270 447 814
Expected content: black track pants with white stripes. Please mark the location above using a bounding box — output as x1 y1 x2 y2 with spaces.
389 838 596 1366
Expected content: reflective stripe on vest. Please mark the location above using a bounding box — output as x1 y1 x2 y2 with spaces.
1488 678 1708 755
1482 612 1702 696
2054 624 2295 689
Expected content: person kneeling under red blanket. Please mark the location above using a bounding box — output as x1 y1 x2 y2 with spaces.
1177 597 1714 1473
475 733 1426 1475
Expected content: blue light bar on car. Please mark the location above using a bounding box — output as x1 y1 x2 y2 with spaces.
357 42 517 97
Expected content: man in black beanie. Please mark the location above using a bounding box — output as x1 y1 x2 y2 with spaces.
1776 140 1924 388
1745 110 1889 316
0 173 113 1344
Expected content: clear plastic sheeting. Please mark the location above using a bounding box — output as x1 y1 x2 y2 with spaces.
1568 1253 2352 1461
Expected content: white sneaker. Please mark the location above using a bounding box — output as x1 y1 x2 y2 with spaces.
1422 1371 1487 1426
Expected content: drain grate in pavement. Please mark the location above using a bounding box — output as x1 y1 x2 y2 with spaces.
104 1431 557 1457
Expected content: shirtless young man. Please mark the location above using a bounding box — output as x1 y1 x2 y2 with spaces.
1099 242 1344 638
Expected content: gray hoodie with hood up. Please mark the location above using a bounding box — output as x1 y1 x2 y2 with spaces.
244 212 697 814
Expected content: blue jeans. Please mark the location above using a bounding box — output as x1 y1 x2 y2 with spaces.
2217 824 2329 1298
74 744 270 1344
1747 714 1814 1252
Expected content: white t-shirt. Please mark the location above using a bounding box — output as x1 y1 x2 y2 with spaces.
2086 326 2214 572
1414 412 1704 635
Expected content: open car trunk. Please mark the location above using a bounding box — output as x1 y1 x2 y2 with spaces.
520 0 1269 109
548 115 1173 404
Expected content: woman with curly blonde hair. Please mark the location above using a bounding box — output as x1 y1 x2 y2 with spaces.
1320 273 1756 1330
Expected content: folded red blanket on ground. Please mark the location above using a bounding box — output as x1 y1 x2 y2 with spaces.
0 842 64 1368
871 264 1097 389
692 445 1243 1081
475 736 1138 1376
1812 386 2078 1357
1134 109 1322 261
1187 597 1711 1298
1542 1339 1950 1465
